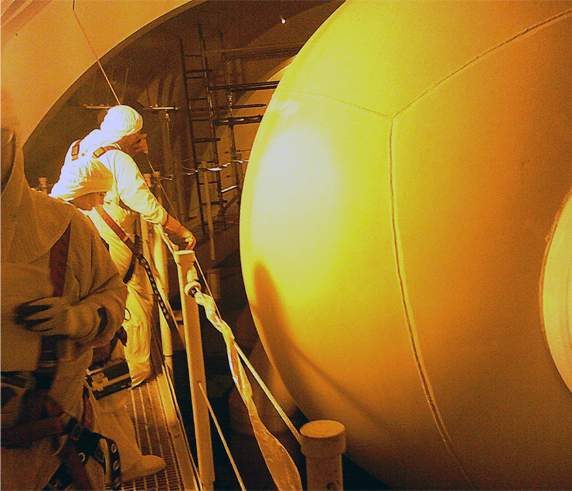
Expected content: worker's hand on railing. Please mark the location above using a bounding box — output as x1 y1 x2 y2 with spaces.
185 235 196 250
163 214 196 250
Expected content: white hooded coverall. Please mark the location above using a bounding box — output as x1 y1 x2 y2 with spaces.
1 95 128 490
60 123 168 386
50 142 167 482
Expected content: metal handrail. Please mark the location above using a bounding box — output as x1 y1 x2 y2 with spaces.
148 225 346 491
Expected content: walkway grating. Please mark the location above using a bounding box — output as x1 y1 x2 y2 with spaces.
108 370 199 491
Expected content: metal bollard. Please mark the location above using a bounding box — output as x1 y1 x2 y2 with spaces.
301 420 346 491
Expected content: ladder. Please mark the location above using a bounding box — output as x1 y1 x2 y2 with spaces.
179 24 302 237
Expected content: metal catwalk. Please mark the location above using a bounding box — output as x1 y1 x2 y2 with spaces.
109 357 199 491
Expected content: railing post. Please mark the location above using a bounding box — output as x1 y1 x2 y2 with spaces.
154 224 173 375
150 172 174 376
301 420 346 491
174 250 215 491
143 173 174 376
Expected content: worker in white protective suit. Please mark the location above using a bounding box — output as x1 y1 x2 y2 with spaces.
50 154 167 482
50 158 113 212
59 105 196 386
1 90 127 490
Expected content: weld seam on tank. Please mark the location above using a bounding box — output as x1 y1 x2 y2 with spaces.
286 89 393 120
383 11 572 487
388 119 475 489
394 8 572 121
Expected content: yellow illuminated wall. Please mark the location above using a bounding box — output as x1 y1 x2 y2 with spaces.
240 1 572 489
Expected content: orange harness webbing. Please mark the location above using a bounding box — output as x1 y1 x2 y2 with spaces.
96 206 178 334
71 139 117 161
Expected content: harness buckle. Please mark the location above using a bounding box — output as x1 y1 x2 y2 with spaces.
68 419 84 441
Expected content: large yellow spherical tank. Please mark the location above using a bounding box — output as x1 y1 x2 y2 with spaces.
240 1 572 489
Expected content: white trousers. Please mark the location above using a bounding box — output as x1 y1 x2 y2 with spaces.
104 231 153 386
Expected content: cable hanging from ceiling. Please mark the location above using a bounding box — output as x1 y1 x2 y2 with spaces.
72 0 181 215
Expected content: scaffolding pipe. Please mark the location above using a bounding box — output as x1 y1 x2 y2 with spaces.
174 250 215 491
158 110 183 220
301 420 346 491
202 168 217 261
220 31 243 208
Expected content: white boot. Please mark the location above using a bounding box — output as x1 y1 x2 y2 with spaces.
121 455 166 482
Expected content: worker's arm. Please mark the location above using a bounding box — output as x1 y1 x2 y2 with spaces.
107 149 167 225
106 149 195 248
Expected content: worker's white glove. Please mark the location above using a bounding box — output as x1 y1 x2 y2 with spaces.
15 296 106 339
163 214 196 250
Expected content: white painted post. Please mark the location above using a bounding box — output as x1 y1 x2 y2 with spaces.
174 250 215 491
150 172 173 376
301 420 346 491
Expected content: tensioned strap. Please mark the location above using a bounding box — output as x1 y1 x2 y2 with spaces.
34 223 72 391
71 139 118 161
95 206 178 334
2 392 121 490
97 206 137 251
93 145 118 158
71 140 81 161
50 223 71 297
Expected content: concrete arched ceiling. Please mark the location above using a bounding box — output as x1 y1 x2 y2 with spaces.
1 0 200 143
4 0 341 185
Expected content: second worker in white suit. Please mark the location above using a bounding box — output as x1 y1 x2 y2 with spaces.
60 105 196 386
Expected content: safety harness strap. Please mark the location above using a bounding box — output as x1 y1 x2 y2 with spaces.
96 206 179 333
93 145 118 158
70 140 81 161
43 423 121 491
50 223 71 298
1 222 122 490
33 223 73 392
71 139 118 162
2 391 121 490
97 206 137 252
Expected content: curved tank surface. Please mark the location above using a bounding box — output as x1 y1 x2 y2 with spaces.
240 1 572 489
